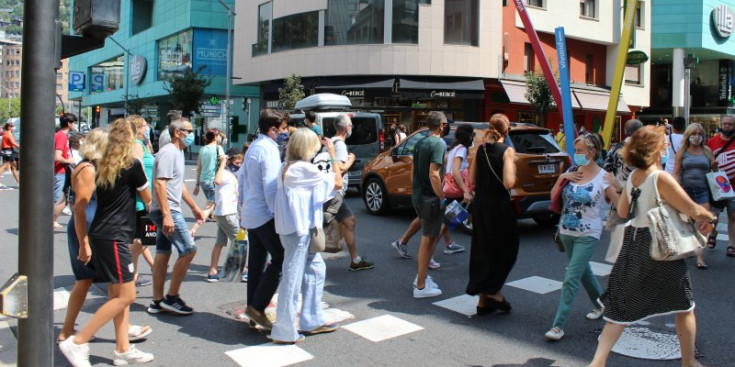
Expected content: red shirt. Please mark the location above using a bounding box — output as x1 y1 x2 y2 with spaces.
54 130 70 174
707 134 735 184
1 131 14 149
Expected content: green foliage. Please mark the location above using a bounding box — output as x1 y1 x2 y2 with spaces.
524 70 555 125
126 94 145 116
163 66 212 119
278 74 305 110
0 0 70 34
0 97 20 120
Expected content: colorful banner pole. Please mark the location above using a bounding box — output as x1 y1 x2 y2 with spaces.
602 0 638 149
512 0 563 111
554 27 576 158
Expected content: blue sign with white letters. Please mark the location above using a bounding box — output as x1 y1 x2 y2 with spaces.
68 71 85 92
90 73 104 93
192 29 228 76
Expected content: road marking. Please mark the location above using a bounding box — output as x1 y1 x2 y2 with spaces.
589 261 613 277
185 179 197 182
433 294 478 316
0 320 17 367
342 315 422 342
716 223 727 232
53 287 71 311
226 344 313 367
506 276 563 295
611 326 681 360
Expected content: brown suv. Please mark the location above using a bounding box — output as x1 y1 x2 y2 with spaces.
360 122 570 229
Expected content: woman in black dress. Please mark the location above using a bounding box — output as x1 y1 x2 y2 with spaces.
466 113 518 315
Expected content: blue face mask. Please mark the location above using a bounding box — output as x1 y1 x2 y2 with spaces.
574 153 590 166
182 131 194 147
661 151 669 165
144 127 151 140
277 132 289 145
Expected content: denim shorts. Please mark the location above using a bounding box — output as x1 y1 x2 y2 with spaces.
200 180 215 202
149 210 197 255
683 186 710 205
53 172 66 203
215 213 239 246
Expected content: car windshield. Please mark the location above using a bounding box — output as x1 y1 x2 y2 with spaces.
323 117 378 145
508 131 561 154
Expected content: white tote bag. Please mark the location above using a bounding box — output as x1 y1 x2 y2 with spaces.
605 222 628 263
706 170 735 202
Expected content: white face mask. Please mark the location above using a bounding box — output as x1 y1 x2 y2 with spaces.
689 135 703 146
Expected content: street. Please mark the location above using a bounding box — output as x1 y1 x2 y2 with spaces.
0 165 733 367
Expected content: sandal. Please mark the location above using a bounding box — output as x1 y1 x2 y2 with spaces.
696 263 708 270
128 325 152 342
707 233 717 249
727 246 735 257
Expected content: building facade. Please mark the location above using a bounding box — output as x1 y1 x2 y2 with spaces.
69 0 259 145
641 0 735 136
1 44 21 98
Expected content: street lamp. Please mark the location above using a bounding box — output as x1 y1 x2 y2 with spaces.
216 0 236 149
107 36 131 116
0 85 11 119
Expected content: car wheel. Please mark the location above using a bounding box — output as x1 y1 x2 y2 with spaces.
532 213 560 227
363 177 389 215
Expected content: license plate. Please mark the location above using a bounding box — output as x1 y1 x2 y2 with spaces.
352 170 362 177
538 164 556 174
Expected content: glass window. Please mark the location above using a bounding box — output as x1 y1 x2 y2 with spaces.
395 129 429 155
253 1 272 56
325 0 385 46
444 0 479 46
271 11 319 53
157 30 193 80
323 116 380 145
132 0 154 35
527 0 544 8
90 55 124 92
580 0 596 19
508 131 561 154
524 43 534 72
392 0 418 44
635 1 645 29
625 65 642 85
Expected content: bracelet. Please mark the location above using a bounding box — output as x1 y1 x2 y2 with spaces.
330 158 338 163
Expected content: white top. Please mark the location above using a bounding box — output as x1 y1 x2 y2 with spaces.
214 170 238 216
626 170 660 229
274 161 336 236
446 145 469 173
559 169 611 239
71 149 83 165
665 133 683 174
238 134 281 229
398 132 406 141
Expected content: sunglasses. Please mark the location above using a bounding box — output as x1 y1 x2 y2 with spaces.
180 128 193 134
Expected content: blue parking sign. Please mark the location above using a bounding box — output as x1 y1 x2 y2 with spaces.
90 73 104 93
68 71 85 92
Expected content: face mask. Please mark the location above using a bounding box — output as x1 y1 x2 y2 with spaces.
276 132 289 144
227 163 240 172
661 151 669 165
723 129 735 138
689 136 702 146
222 138 228 146
144 127 151 140
182 131 194 147
346 129 352 139
574 153 590 166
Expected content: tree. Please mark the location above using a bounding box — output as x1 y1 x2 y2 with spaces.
126 94 145 116
278 74 305 110
0 97 21 121
525 70 556 127
163 65 212 119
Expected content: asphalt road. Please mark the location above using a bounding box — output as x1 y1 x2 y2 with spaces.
0 165 732 367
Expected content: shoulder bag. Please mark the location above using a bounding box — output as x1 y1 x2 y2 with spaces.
309 226 326 253
648 171 706 261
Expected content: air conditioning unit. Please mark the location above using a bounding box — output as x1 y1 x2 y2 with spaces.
73 0 120 39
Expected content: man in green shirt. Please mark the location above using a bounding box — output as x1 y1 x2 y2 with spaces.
305 111 322 139
412 111 448 298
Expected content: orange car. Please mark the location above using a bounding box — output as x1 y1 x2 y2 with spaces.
360 122 570 228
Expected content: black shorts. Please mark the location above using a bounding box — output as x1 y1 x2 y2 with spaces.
90 237 135 284
1 149 16 163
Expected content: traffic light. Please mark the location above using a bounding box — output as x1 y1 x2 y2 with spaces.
95 105 100 113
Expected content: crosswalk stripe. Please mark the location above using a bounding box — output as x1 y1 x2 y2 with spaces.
342 315 423 342
0 320 17 367
506 276 563 295
433 294 478 316
226 344 313 367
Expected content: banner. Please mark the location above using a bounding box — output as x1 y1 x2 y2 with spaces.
554 27 576 157
602 0 638 149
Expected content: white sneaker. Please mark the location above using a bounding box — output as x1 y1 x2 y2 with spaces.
413 275 438 289
544 327 564 341
113 345 154 365
59 336 92 367
413 285 442 298
428 258 441 269
62 206 72 216
586 308 603 320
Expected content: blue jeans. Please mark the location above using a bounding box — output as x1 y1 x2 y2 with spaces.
552 234 603 329
149 210 197 255
199 180 215 202
271 232 327 342
53 172 66 203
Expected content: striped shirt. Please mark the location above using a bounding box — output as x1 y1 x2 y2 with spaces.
707 134 735 185
603 140 633 186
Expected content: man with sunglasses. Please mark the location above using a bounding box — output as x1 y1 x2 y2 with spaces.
148 117 206 315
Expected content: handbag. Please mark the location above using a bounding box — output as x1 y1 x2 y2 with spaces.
710 136 735 208
548 166 579 214
309 226 326 253
647 171 706 261
706 170 735 202
324 220 346 253
442 169 472 198
137 212 158 246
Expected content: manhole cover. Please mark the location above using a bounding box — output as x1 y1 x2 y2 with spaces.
611 326 681 360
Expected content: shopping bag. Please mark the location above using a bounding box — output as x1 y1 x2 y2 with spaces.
605 222 628 263
324 220 346 253
223 229 248 282
707 170 735 202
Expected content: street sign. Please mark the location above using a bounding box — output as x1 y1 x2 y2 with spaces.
626 50 649 65
210 96 220 105
68 71 85 92
90 73 104 93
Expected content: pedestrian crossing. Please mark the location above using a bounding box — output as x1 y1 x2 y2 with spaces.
0 321 17 367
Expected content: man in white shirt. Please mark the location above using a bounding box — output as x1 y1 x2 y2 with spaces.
238 109 288 329
665 116 685 175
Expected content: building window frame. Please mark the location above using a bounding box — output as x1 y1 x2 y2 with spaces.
579 0 597 20
635 1 645 30
253 1 273 56
524 42 535 72
526 0 545 10
444 0 480 47
625 64 643 86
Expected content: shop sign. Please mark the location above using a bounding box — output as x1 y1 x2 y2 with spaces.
430 90 456 98
626 50 649 65
341 90 365 97
68 71 85 92
712 4 734 38
719 60 732 104
193 29 228 76
130 56 147 85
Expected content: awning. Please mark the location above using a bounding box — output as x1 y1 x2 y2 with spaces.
399 77 485 100
499 79 581 108
573 89 630 113
314 76 395 98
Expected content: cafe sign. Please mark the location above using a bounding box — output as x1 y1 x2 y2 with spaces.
341 90 365 97
712 4 734 38
626 50 649 65
430 90 456 98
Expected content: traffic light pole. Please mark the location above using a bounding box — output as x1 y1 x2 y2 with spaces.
18 0 60 365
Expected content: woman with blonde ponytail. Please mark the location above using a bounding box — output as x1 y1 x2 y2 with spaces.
59 118 155 367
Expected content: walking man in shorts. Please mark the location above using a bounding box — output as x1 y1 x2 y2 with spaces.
412 111 448 298
148 118 205 315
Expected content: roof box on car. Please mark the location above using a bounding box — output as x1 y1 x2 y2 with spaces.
294 93 352 111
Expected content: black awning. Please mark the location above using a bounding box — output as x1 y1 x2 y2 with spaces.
314 76 395 98
262 77 319 101
399 77 485 100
